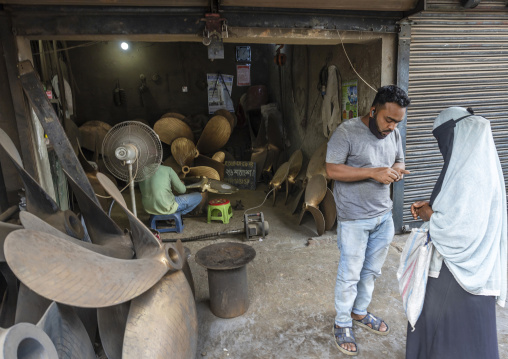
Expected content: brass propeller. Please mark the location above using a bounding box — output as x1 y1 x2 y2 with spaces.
211 151 225 163
306 142 328 180
97 302 130 359
194 154 225 180
0 322 58 358
214 109 236 131
171 137 199 168
0 128 85 239
161 112 185 120
196 115 231 155
182 165 220 181
154 117 194 146
0 222 22 262
79 121 112 154
285 150 303 204
185 177 239 194
298 174 327 236
269 161 290 206
320 188 337 231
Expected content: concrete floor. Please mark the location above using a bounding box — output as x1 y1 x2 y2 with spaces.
125 184 508 359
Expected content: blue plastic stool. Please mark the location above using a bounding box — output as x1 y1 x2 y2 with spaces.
149 213 184 233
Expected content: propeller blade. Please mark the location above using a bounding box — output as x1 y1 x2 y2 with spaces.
182 166 220 181
214 109 236 131
0 263 18 327
194 154 225 180
0 222 22 262
262 144 280 174
196 115 231 154
4 229 171 308
20 211 132 259
0 129 85 239
304 174 327 208
307 205 326 236
64 171 134 257
154 117 194 146
37 302 95 359
211 151 226 163
97 172 183 267
269 161 290 189
251 147 268 182
287 150 303 183
64 117 81 156
122 270 197 359
171 138 199 168
0 322 58 358
97 302 130 359
290 184 306 214
306 142 328 179
184 177 239 195
79 121 111 154
162 156 182 175
320 188 337 231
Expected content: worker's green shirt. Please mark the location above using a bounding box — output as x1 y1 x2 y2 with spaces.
139 165 187 215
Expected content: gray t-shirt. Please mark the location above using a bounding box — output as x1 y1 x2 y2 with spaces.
326 117 404 220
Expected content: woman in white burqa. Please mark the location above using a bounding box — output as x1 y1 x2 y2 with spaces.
408 107 506 359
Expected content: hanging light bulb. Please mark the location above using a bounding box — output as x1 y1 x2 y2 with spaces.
120 42 129 50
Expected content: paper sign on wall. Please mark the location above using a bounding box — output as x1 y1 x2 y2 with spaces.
207 73 234 114
341 80 358 120
237 65 251 86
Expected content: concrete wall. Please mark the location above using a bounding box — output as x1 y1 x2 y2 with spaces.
68 41 275 127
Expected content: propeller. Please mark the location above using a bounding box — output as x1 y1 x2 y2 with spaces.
182 165 220 181
154 117 194 146
78 121 111 155
161 112 185 120
285 150 303 204
214 109 236 131
298 174 327 236
268 161 289 206
196 115 231 155
171 137 199 168
97 302 130 359
212 151 225 163
185 177 239 194
0 128 84 239
320 188 337 231
194 154 225 180
0 222 22 262
162 156 182 175
0 322 58 358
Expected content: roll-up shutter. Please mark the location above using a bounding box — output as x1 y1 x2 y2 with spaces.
403 12 508 227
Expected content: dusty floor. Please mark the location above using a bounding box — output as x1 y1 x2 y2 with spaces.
124 184 508 359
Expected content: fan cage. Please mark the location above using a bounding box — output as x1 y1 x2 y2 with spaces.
102 121 162 182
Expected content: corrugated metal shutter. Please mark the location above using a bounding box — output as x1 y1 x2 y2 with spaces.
426 0 508 11
403 12 508 226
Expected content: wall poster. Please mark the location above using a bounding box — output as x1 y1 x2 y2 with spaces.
207 73 234 114
341 80 358 120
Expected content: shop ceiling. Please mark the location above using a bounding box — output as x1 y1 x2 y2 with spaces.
0 0 421 44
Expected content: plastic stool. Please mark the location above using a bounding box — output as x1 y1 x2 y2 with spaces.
149 213 184 233
207 199 233 224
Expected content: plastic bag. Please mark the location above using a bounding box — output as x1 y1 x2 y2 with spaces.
397 228 434 331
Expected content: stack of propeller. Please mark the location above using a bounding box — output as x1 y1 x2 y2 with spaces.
0 128 198 358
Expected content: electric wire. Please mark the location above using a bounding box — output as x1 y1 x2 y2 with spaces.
243 187 275 216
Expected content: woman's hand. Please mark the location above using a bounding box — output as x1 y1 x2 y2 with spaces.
411 201 434 221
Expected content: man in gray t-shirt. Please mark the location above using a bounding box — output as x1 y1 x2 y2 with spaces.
326 85 410 356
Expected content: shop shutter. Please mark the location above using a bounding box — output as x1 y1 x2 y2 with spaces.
403 12 508 226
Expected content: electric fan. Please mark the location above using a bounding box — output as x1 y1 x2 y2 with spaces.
102 121 162 216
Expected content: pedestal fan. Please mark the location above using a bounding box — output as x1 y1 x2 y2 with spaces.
102 121 162 216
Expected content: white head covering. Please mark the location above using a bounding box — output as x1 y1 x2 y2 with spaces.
429 107 507 306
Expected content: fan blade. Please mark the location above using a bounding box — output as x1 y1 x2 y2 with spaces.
194 155 225 180
171 137 199 168
15 283 52 325
64 171 134 258
0 222 22 262
307 205 326 236
269 161 290 189
211 151 225 163
79 121 112 154
0 263 18 327
214 109 236 131
287 150 303 183
183 166 220 181
37 302 95 359
0 323 58 358
122 270 197 359
97 172 182 266
4 229 172 308
98 302 130 359
162 156 182 176
306 142 328 179
196 115 231 155
20 211 132 259
0 129 85 239
154 117 194 145
304 174 327 207
161 112 185 120
320 188 337 231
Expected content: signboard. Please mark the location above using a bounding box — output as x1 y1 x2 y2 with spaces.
341 80 358 120
224 161 256 190
237 65 251 86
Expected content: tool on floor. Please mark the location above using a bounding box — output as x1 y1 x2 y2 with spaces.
162 212 268 243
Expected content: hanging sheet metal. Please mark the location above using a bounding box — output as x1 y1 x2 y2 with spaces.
403 12 508 227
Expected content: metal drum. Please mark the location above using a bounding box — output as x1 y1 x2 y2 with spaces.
195 242 256 319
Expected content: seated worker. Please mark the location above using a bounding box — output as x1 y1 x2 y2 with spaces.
139 165 202 216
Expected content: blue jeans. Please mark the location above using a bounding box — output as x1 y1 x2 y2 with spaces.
174 193 202 215
334 211 394 327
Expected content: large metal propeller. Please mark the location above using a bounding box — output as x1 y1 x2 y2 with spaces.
78 120 112 155
196 115 231 155
185 176 239 194
154 117 194 146
269 161 290 206
182 165 220 180
285 150 303 204
298 174 327 236
306 142 328 179
171 137 199 168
